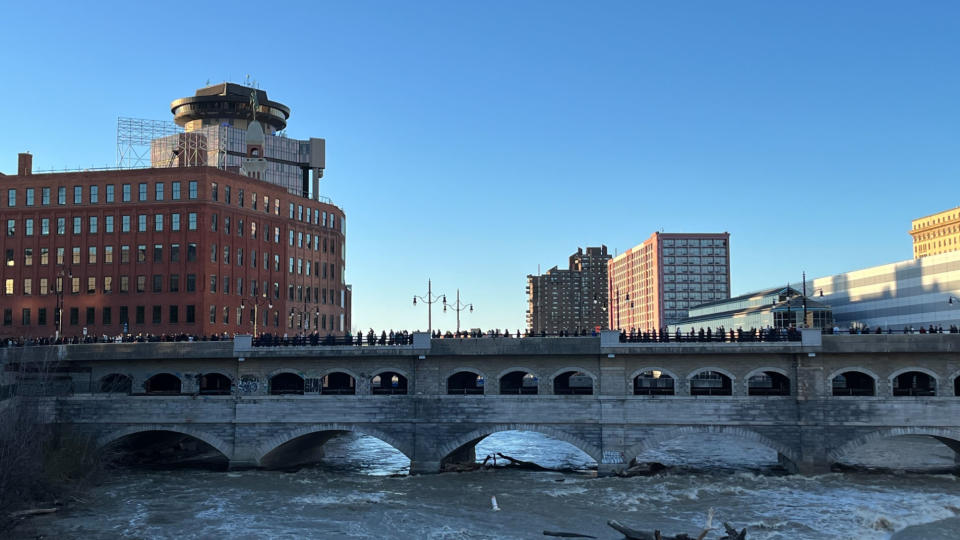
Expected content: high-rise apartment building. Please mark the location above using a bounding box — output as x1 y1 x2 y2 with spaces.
526 246 611 334
910 206 960 259
608 232 730 331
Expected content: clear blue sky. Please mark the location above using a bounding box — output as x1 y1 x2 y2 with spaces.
1 1 958 332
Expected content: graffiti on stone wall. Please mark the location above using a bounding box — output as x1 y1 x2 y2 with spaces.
238 375 259 394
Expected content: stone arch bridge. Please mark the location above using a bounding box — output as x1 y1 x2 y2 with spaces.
4 330 960 474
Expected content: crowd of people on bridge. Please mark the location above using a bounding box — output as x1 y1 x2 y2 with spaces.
6 322 960 349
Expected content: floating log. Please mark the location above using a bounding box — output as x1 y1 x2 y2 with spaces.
10 508 58 518
543 531 597 538
607 509 744 540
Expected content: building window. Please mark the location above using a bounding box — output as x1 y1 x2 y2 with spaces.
136 306 145 324
172 181 181 200
6 189 15 207
106 184 114 203
210 243 217 262
169 274 180 292
223 306 229 324
105 215 114 233
23 278 31 296
210 305 216 324
73 216 81 235
105 246 113 263
24 219 33 236
153 244 163 263
122 184 131 202
38 308 46 326
210 275 217 293
120 276 129 293
40 248 48 265
56 247 64 265
138 183 147 202
136 275 145 293
42 187 50 205
72 247 81 265
102 307 111 325
186 274 196 292
188 213 197 230
104 276 112 293
88 246 97 264
187 243 197 262
138 214 146 232
88 216 98 234
137 245 146 263
211 213 218 232
121 215 131 232
225 185 231 204
69 307 78 325
87 277 96 294
189 181 198 199
170 244 180 262
154 214 163 232
186 305 195 323
120 245 130 264
169 305 178 324
155 183 164 201
22 309 30 326
152 305 161 324
171 213 180 231
90 185 99 204
74 186 82 204
25 188 34 206
153 274 162 293
211 182 218 202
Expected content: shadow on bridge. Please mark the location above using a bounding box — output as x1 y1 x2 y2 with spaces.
626 427 800 473
99 428 230 470
830 428 960 472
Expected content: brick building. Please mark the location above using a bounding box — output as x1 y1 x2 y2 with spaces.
0 154 349 339
608 232 730 331
526 246 611 334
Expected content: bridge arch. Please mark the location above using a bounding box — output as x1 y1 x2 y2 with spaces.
629 367 679 395
950 369 960 397
437 424 603 464
827 367 880 397
99 373 133 393
744 367 792 396
97 425 232 459
255 423 414 465
497 367 539 395
625 425 800 468
445 367 487 394
889 367 940 396
687 367 736 396
196 371 233 395
550 367 597 395
144 372 183 394
267 369 306 395
828 427 960 462
370 368 409 395
370 367 411 381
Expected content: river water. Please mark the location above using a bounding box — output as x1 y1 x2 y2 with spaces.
14 432 960 539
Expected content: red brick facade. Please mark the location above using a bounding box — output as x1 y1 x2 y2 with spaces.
0 166 349 339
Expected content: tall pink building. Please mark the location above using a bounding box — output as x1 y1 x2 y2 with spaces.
608 232 730 331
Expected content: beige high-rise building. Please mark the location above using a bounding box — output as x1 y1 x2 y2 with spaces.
910 206 960 259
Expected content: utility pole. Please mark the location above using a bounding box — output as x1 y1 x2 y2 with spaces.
413 279 445 333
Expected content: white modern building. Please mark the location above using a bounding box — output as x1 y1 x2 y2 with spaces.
804 251 960 330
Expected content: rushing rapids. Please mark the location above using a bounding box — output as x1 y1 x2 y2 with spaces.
11 432 960 539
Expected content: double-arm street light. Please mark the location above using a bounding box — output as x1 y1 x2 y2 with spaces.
241 295 273 337
55 266 73 340
443 289 474 334
413 279 445 334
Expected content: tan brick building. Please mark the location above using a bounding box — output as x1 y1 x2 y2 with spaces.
526 246 610 334
910 206 960 259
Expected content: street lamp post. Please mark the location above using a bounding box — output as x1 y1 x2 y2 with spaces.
443 289 474 334
413 279 445 334
241 296 273 338
55 267 72 340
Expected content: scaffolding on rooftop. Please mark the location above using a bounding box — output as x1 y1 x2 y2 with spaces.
116 117 183 169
